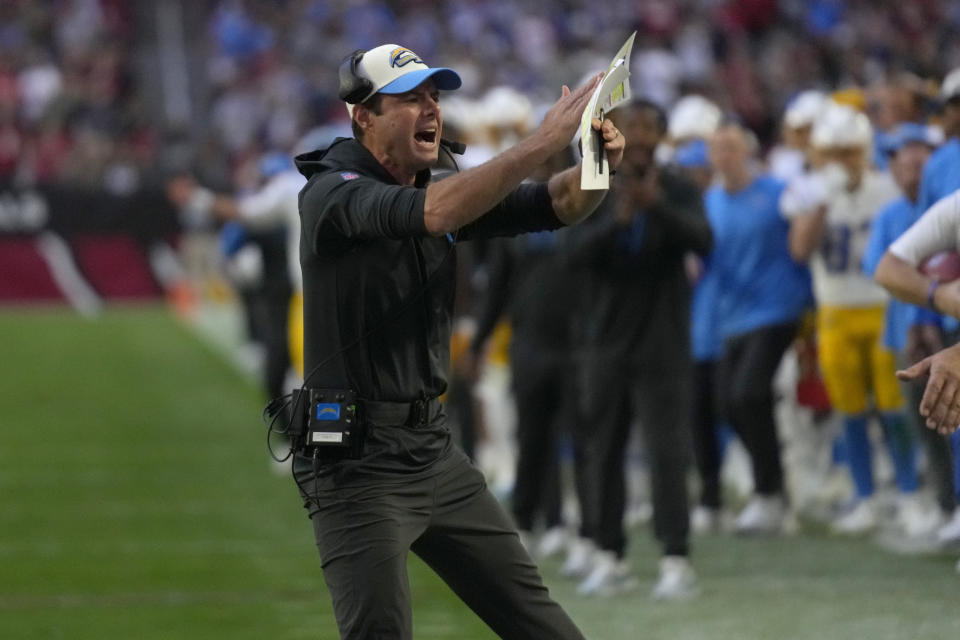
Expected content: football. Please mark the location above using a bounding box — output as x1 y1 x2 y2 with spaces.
919 250 960 283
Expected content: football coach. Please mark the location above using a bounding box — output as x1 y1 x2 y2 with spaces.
291 43 624 639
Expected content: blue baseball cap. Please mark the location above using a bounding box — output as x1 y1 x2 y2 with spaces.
674 139 710 168
883 122 941 155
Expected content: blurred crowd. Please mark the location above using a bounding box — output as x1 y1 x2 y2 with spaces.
192 0 960 194
5 1 960 197
0 0 155 194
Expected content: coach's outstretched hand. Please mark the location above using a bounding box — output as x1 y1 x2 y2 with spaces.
533 73 626 173
536 73 602 153
897 341 960 434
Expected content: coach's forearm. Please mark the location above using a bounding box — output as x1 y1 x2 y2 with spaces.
547 164 608 225
422 136 554 236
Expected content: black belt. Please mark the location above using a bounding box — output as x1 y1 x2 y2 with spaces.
359 396 442 428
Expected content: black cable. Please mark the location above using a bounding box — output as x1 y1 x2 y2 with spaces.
264 394 295 462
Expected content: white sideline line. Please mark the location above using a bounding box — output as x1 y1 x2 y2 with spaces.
35 231 102 317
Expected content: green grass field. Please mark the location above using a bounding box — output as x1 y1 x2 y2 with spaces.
2 306 959 639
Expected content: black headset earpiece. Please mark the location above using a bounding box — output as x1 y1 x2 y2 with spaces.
338 49 372 104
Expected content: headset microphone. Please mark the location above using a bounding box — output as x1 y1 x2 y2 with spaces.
440 138 466 155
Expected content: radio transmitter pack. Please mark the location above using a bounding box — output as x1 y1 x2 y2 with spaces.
289 388 362 458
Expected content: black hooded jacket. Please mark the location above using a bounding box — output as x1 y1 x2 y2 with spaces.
567 167 712 366
294 137 563 402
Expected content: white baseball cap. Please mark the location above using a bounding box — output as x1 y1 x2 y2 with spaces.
345 44 461 116
481 86 533 128
784 90 828 129
940 67 960 103
811 102 872 149
668 95 722 142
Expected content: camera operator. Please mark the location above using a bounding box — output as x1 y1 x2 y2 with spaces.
291 44 623 640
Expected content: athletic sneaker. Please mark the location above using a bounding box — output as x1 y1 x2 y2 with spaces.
625 501 653 527
936 508 960 547
560 537 596 579
691 505 721 534
734 494 786 535
536 526 567 559
895 494 944 539
651 555 699 601
831 500 877 535
576 550 638 596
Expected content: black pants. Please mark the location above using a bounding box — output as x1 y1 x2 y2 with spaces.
298 419 583 640
691 359 722 509
579 353 693 557
908 380 957 513
510 342 566 532
717 321 798 497
247 285 292 399
899 341 958 514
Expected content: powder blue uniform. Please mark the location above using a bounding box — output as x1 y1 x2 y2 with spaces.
917 137 960 213
705 174 813 340
691 254 723 362
680 139 723 362
873 131 892 171
862 195 925 351
903 137 960 335
915 135 960 509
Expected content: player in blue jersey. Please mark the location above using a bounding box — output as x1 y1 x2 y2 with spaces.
706 120 814 534
875 189 960 557
864 125 939 356
917 68 960 213
861 123 945 537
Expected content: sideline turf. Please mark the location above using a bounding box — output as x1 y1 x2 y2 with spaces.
1 307 958 639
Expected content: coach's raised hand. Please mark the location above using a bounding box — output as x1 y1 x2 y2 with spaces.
535 73 602 152
542 74 626 224
424 72 617 233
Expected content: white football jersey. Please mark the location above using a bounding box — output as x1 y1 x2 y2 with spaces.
810 169 900 307
238 170 306 290
889 190 960 266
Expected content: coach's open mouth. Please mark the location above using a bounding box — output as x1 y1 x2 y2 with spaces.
414 128 437 146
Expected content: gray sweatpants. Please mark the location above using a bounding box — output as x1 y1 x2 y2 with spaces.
299 429 585 640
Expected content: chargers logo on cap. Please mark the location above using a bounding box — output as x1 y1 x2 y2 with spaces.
390 47 422 68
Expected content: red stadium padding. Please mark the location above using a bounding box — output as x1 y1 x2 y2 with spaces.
0 238 65 301
71 234 160 300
